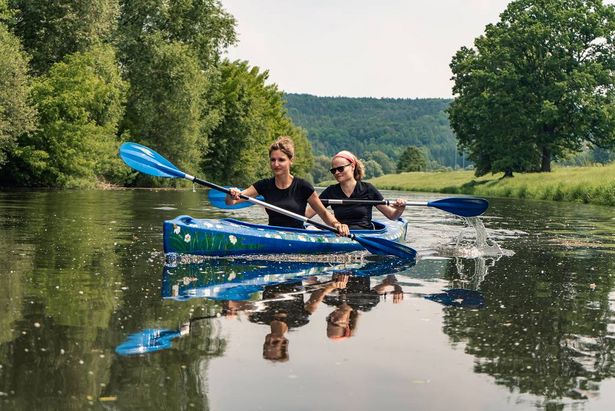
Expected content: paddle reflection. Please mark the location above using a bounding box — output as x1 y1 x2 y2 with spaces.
116 257 486 357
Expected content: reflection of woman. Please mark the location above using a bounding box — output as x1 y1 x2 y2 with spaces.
248 281 310 362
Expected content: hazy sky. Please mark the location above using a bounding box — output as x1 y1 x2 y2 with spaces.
220 0 615 99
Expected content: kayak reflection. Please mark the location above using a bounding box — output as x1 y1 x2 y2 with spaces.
116 257 485 357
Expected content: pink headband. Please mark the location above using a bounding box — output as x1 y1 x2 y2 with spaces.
333 152 355 164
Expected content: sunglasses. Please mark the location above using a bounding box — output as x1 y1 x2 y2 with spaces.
329 163 352 174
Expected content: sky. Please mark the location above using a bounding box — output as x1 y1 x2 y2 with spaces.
220 0 615 99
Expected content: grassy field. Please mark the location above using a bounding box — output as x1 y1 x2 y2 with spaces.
359 163 615 206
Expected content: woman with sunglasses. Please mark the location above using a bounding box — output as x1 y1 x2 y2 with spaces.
226 136 350 236
307 150 405 230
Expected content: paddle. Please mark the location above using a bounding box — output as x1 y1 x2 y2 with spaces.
207 187 264 210
119 142 417 259
209 190 488 217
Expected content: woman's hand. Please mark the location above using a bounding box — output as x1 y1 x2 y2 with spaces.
391 198 406 209
333 222 350 237
226 187 241 201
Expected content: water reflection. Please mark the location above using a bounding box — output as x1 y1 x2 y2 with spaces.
440 250 615 406
2 190 614 410
116 258 486 359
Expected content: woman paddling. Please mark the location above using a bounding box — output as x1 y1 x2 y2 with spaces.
226 136 349 236
307 150 406 230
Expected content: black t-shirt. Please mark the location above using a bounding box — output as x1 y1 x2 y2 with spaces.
253 177 314 228
320 181 384 229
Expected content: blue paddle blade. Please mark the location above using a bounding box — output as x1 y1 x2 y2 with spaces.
427 198 489 217
115 328 180 356
353 235 417 260
119 142 186 179
208 188 264 210
424 288 485 308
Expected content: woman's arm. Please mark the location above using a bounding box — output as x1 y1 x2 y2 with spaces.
225 185 259 205
307 192 349 236
305 204 317 219
375 198 406 220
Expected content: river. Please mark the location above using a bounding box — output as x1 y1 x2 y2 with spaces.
0 189 614 410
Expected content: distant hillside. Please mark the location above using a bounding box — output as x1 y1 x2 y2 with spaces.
284 94 462 168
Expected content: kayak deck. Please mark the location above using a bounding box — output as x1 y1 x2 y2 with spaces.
163 216 408 257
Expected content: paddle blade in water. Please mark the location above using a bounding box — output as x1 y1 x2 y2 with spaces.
424 288 485 309
208 188 264 210
353 235 417 260
119 142 186 179
427 198 489 217
115 329 180 356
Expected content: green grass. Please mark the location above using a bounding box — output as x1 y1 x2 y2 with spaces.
350 163 615 206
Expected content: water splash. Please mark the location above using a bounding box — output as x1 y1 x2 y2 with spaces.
438 216 515 258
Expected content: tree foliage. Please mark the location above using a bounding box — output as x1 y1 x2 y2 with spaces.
397 146 427 173
448 0 615 177
364 150 396 174
8 0 120 74
363 159 384 179
117 0 236 185
285 94 460 169
5 45 127 187
204 60 312 186
0 22 36 170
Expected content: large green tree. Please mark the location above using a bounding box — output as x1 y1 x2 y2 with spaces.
204 60 312 185
117 0 236 183
448 0 615 177
396 146 427 173
0 19 36 170
6 45 127 187
8 0 119 74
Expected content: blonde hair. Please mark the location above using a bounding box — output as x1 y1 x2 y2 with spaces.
333 150 365 181
269 136 295 160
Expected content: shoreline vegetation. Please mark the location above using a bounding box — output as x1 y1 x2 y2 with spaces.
341 163 615 207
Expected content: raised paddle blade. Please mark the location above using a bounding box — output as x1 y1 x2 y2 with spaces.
352 235 417 260
119 142 186 179
207 187 264 210
426 197 489 217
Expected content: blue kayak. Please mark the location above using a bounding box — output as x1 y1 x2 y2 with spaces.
163 215 408 257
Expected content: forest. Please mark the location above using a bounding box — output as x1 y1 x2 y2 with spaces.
285 94 463 169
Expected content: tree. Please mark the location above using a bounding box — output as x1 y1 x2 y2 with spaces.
365 150 396 174
448 0 615 177
396 146 427 173
363 159 384 179
117 0 236 184
8 0 120 74
310 155 332 184
0 22 36 171
204 60 312 185
6 45 128 187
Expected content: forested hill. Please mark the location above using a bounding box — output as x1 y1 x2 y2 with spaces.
284 94 461 168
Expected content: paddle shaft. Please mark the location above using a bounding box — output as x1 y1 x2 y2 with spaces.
181 173 347 237
322 199 428 206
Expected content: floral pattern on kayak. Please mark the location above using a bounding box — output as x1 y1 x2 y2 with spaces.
168 224 264 254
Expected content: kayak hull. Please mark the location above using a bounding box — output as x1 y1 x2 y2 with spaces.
163 216 408 257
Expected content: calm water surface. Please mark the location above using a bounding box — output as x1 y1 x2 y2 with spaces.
0 189 614 410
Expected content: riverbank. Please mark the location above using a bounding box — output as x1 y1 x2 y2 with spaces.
365 163 615 206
